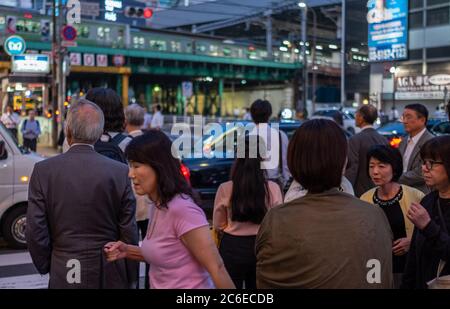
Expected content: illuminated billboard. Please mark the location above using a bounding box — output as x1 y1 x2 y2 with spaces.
367 0 408 62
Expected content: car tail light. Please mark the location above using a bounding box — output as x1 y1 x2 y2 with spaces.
390 137 402 148
180 163 191 184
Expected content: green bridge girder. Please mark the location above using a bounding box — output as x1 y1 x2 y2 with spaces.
26 41 301 81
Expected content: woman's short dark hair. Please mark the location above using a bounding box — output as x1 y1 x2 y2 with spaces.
86 88 125 132
125 130 199 209
250 99 272 124
288 119 347 193
366 145 403 182
420 136 450 181
230 135 269 224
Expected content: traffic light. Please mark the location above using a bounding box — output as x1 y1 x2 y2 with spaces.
124 6 153 19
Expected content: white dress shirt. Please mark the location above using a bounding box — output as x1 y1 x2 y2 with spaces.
403 127 427 172
249 123 291 186
150 111 164 129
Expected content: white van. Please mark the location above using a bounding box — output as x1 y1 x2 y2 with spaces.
0 123 43 249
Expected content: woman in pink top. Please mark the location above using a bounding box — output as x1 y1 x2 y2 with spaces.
213 136 283 288
104 131 235 289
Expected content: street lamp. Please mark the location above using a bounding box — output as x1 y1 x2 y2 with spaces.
389 66 400 119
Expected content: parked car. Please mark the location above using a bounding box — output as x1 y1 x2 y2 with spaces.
431 121 450 136
0 123 44 248
377 119 446 148
313 109 359 134
173 121 302 209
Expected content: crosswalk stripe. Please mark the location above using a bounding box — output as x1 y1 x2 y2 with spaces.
0 252 33 267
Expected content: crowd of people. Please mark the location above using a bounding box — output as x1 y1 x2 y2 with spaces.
21 87 450 289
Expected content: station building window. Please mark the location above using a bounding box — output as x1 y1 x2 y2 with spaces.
427 8 450 26
150 40 167 51
409 11 423 29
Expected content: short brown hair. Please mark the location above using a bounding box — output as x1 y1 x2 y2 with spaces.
288 119 348 193
358 104 378 125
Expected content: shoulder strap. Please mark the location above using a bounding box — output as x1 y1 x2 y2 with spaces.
23 119 27 128
278 130 282 175
111 133 127 145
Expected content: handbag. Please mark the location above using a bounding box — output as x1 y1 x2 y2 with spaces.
427 198 450 289
427 260 450 289
211 228 224 248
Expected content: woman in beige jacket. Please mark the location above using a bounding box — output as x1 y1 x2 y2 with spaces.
361 145 424 287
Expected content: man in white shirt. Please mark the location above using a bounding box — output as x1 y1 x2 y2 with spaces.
398 104 434 193
150 104 164 130
142 106 152 130
1 105 20 139
248 99 290 190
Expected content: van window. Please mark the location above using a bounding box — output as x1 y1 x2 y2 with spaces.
1 123 26 153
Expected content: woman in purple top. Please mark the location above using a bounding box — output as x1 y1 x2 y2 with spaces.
104 130 235 289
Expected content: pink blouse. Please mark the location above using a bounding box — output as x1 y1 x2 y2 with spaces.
213 181 283 236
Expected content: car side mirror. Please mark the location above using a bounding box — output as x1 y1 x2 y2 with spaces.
0 141 7 160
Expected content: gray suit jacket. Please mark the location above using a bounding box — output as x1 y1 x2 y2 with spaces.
398 130 434 194
345 128 388 197
26 145 138 289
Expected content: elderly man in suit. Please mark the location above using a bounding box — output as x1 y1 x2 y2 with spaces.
398 104 434 193
26 99 138 289
345 104 388 197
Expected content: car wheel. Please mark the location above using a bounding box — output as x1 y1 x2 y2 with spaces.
2 205 27 249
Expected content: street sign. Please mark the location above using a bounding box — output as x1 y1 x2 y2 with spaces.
62 25 77 41
182 81 193 98
113 55 125 67
4 35 26 56
96 54 108 67
80 1 100 17
12 54 50 74
83 53 95 66
62 40 78 47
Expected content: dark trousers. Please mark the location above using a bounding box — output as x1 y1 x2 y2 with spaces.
137 219 150 289
219 233 257 289
23 138 37 152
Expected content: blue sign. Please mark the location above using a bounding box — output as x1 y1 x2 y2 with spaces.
4 35 26 56
367 0 408 62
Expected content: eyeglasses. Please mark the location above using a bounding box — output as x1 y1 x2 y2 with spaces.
400 115 417 122
422 160 444 170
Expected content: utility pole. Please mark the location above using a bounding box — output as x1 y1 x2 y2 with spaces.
265 14 273 60
51 0 58 148
340 0 346 108
310 8 317 114
58 0 65 142
300 5 308 117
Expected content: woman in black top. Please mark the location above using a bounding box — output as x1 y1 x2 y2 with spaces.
362 145 424 288
402 136 450 289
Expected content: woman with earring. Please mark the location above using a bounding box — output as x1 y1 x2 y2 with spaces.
104 131 235 289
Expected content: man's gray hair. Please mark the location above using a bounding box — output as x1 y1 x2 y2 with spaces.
124 103 145 127
66 99 104 144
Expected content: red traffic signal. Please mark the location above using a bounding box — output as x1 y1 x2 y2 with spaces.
125 6 153 19
143 8 153 19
